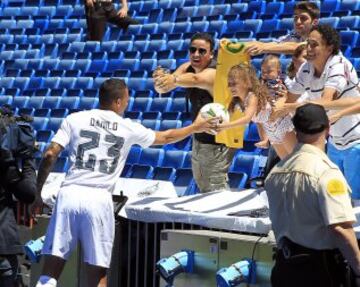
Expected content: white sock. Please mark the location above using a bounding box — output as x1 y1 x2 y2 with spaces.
35 275 57 287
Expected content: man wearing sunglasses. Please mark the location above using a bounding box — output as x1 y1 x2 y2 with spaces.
245 1 319 56
153 32 235 193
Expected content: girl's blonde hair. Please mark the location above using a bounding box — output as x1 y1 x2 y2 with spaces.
228 63 269 114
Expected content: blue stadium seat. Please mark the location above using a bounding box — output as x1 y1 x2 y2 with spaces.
159 119 182 130
340 30 359 47
208 20 226 35
225 20 244 34
243 19 262 34
150 97 171 112
0 95 13 106
140 59 157 72
0 50 13 60
319 17 340 29
42 77 60 89
248 1 265 14
12 77 29 90
34 108 50 117
258 19 279 33
138 147 164 166
128 78 147 90
36 129 54 143
3 7 20 17
50 108 69 118
170 98 187 112
132 40 149 52
88 59 108 73
158 22 175 34
147 39 167 52
336 0 360 15
177 6 197 18
195 5 213 17
120 164 131 177
128 164 153 179
278 18 293 31
59 97 80 110
142 23 158 34
73 59 91 73
74 77 92 90
27 59 42 70
190 20 209 33
157 59 176 70
42 59 59 70
68 41 85 53
162 150 186 168
126 145 142 165
152 166 176 181
121 59 140 71
0 20 16 30
27 96 44 109
142 119 160 130
173 168 195 195
173 22 191 33
230 3 248 14
47 118 63 132
211 4 230 16
167 39 184 51
338 16 360 30
34 88 51 98
79 97 99 110
321 0 340 14
230 154 260 179
162 8 177 22
58 77 76 90
131 97 152 112
32 117 49 131
228 172 248 189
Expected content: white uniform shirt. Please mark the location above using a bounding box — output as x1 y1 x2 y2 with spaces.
288 54 360 150
52 109 156 192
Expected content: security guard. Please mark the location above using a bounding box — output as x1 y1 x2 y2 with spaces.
265 103 360 287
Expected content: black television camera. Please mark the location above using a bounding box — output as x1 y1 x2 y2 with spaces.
0 105 37 203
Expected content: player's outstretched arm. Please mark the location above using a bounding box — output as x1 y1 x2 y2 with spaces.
245 41 304 56
153 115 217 145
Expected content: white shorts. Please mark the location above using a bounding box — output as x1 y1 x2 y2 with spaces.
42 185 114 268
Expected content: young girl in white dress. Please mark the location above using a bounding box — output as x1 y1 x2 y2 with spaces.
218 63 297 159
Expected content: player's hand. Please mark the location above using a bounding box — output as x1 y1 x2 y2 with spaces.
85 0 94 8
245 41 266 56
117 7 128 18
255 140 270 149
193 114 219 133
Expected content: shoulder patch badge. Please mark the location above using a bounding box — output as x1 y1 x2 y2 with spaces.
327 179 346 196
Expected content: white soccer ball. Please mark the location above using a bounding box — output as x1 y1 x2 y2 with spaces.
200 103 230 135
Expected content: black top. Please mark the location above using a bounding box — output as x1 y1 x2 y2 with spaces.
186 59 219 144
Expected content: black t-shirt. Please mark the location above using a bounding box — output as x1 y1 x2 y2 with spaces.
186 59 219 145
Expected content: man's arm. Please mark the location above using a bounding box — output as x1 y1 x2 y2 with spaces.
154 64 215 95
245 41 304 56
329 222 360 277
153 114 216 145
37 142 63 193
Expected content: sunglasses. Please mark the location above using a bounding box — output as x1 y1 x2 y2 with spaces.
189 46 208 56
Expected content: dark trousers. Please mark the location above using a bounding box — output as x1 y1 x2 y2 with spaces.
272 240 347 287
0 255 18 287
85 2 139 41
264 145 280 178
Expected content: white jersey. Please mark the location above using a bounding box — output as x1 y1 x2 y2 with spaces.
288 54 360 150
52 109 156 192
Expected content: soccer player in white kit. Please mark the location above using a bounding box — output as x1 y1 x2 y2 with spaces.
34 79 215 287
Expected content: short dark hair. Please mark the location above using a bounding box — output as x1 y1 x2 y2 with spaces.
190 32 215 51
294 1 320 20
310 24 341 55
99 78 127 107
